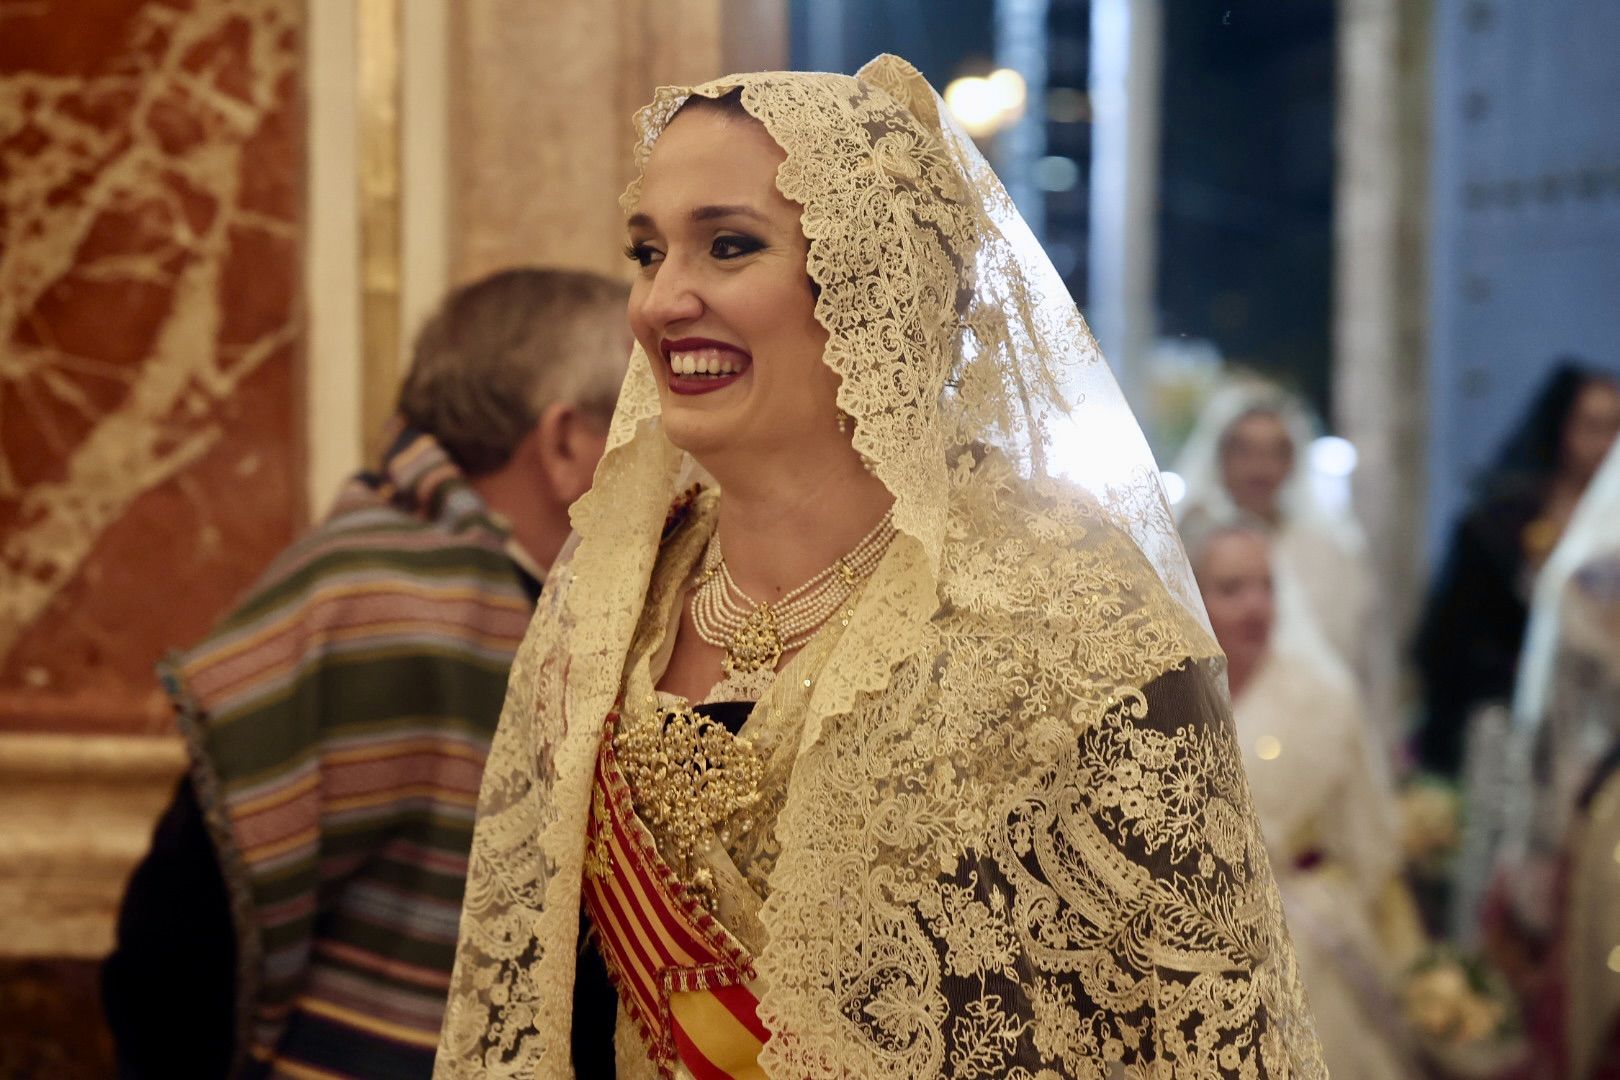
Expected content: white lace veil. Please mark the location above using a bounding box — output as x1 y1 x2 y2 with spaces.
437 54 1320 1079
1498 441 1620 926
595 55 1203 625
1514 440 1620 725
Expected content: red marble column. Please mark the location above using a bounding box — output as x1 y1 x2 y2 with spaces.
0 0 307 735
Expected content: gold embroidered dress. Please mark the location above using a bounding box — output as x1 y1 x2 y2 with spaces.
436 55 1323 1079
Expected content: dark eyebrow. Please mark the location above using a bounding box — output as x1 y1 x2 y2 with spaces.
691 204 768 223
626 204 768 231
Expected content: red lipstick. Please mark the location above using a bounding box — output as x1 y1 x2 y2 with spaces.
660 337 753 397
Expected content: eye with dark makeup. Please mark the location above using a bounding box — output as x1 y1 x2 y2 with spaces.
622 234 762 266
623 241 661 267
710 234 765 259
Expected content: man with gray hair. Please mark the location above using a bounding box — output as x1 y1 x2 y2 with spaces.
103 267 630 1079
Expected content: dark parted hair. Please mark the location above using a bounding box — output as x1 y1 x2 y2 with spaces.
397 267 629 476
1479 358 1620 495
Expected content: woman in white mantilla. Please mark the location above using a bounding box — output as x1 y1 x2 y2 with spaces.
1488 441 1620 1077
1186 516 1425 1080
436 56 1323 1079
1172 378 1392 752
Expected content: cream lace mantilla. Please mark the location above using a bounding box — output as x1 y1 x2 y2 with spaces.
436 55 1322 1078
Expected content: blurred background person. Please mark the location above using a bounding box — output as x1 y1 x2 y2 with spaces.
1173 376 1394 747
1432 362 1620 973
99 268 629 1079
1482 441 1620 1079
1186 515 1426 1080
1416 362 1620 778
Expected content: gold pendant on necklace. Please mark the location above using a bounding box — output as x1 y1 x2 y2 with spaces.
723 604 783 677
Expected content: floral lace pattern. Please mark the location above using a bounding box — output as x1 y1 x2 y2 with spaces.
746 462 1316 1078
435 55 1321 1078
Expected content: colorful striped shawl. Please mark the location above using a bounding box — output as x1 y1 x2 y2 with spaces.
164 427 539 1079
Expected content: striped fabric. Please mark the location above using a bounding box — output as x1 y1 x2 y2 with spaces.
582 712 767 1080
165 426 539 1079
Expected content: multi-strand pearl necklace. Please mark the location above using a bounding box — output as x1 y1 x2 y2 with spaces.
692 507 897 692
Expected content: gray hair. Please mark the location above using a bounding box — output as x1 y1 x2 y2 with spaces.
1180 509 1272 580
397 267 629 476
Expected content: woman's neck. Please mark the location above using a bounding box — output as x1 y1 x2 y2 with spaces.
706 449 895 601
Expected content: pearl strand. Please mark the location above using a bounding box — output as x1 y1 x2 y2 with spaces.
698 518 892 643
692 508 896 674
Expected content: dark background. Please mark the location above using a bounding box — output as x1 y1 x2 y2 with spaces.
790 0 1339 420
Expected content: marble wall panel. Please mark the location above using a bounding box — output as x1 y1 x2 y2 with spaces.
449 0 787 284
0 0 307 734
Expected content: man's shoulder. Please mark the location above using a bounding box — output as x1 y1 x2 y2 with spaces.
173 511 533 718
190 506 527 659
266 504 514 591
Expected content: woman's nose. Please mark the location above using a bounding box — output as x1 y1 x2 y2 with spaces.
639 258 704 327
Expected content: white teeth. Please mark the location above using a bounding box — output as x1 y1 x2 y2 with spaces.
669 348 744 377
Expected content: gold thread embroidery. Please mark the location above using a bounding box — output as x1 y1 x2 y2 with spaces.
613 696 763 909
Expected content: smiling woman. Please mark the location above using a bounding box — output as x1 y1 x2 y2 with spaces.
436 55 1325 1080
624 93 844 478
622 90 894 704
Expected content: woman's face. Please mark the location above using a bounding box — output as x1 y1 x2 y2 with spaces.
625 104 840 466
1218 410 1294 518
1195 530 1276 675
1561 377 1620 484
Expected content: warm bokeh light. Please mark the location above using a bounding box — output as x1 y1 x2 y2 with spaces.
987 68 1028 114
944 68 1028 138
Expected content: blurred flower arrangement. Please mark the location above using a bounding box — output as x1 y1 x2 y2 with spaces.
1400 774 1464 874
1141 337 1224 459
1402 949 1526 1077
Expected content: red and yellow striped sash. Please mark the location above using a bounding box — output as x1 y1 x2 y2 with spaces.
582 712 768 1080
